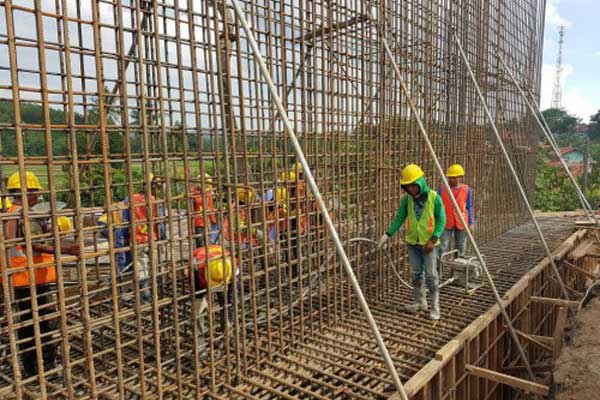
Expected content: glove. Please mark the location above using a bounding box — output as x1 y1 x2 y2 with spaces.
423 239 435 254
377 234 389 249
197 297 208 315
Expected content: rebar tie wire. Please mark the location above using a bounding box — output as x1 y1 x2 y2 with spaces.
366 9 547 385
498 55 600 228
228 0 409 398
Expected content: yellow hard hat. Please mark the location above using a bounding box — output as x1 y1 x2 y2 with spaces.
7 171 43 190
236 187 255 204
292 161 303 173
197 173 213 187
400 164 424 185
57 216 72 232
276 187 287 203
207 256 233 287
150 173 164 183
446 164 465 177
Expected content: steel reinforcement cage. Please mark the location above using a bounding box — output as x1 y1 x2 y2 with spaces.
0 0 544 398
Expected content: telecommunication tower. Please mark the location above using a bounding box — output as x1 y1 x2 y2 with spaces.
551 26 565 109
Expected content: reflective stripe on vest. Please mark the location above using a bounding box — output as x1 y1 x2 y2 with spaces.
130 194 158 244
1 205 55 287
406 191 439 246
440 185 468 230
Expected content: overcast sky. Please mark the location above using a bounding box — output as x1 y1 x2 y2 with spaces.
540 0 599 122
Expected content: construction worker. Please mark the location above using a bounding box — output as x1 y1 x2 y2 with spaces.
223 187 256 250
281 163 307 275
150 174 167 242
191 245 238 354
98 192 159 304
264 187 288 243
2 171 80 377
377 164 446 320
191 174 217 248
438 164 474 257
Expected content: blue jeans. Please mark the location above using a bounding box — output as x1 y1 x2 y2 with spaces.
407 244 439 292
441 228 467 257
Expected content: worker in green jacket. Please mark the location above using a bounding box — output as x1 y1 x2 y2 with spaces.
377 164 446 320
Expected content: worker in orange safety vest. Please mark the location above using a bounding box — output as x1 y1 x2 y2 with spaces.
191 173 217 248
2 171 80 377
191 245 239 354
223 187 257 250
438 164 474 257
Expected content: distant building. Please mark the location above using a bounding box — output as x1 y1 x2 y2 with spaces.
549 147 592 177
574 124 589 134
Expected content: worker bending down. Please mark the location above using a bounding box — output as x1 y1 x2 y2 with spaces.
378 164 446 320
98 192 160 304
191 245 238 355
2 172 80 377
438 164 474 257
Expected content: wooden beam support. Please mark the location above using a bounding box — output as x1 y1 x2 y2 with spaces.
528 334 554 347
530 296 580 308
569 239 596 260
514 330 552 353
465 365 549 396
553 307 568 359
562 261 599 280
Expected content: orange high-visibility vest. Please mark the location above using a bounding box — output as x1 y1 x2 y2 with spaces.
1 205 55 287
191 186 217 228
130 194 158 244
440 185 468 230
223 205 252 245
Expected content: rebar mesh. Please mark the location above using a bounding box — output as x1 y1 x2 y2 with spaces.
0 0 545 398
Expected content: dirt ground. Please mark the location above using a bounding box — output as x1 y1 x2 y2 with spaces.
553 297 600 400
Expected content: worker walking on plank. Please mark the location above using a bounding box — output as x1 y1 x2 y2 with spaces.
439 164 474 257
98 192 159 304
191 245 239 354
191 173 217 248
2 171 80 377
377 164 446 320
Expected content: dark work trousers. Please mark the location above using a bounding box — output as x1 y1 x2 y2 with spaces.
14 284 57 377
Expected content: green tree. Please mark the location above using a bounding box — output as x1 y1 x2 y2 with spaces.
541 108 580 135
589 109 600 142
534 149 579 211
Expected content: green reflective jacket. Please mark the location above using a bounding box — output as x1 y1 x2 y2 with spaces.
386 176 446 243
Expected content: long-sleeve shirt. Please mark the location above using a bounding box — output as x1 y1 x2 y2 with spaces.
437 185 474 226
386 176 446 239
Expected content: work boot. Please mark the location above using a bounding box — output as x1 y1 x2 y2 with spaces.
405 282 427 312
429 289 440 320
